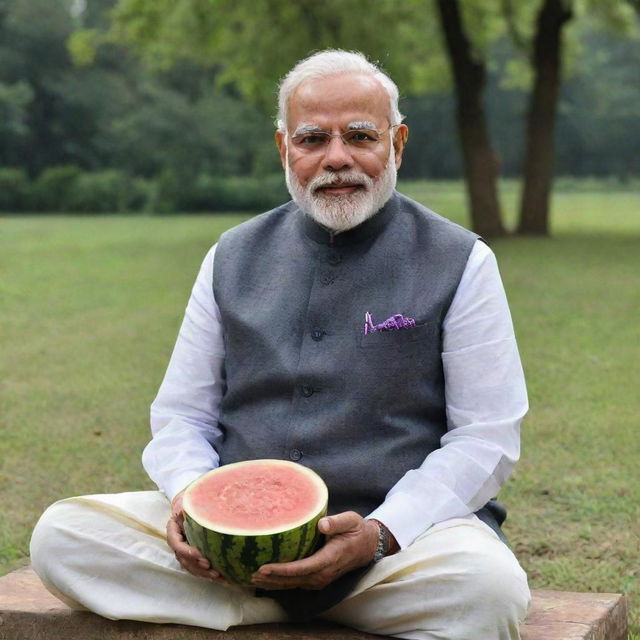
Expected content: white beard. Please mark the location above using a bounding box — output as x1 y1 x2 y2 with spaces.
284 144 397 233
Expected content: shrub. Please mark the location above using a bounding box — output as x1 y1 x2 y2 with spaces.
33 165 83 212
187 174 289 212
66 170 147 213
0 168 30 211
1 166 290 214
147 169 185 214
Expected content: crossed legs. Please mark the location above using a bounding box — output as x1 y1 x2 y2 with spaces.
30 491 529 639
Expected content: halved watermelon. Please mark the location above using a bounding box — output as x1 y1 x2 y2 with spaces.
182 459 329 585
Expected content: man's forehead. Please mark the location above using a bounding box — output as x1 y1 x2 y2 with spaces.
287 72 390 129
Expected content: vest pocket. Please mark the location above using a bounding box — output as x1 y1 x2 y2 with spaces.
358 321 438 349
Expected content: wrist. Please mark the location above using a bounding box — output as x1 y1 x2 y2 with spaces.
370 519 399 562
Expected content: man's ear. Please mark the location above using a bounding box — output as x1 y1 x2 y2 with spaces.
275 130 287 170
393 124 409 170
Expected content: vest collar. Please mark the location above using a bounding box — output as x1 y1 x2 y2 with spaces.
297 191 398 247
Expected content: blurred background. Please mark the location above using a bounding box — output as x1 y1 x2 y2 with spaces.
0 0 638 229
1 0 639 635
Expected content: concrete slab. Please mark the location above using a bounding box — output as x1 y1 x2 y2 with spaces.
520 588 628 640
0 566 628 640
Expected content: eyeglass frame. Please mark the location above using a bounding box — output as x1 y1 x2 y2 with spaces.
288 123 400 153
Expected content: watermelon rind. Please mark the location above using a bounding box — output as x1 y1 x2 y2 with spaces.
182 459 329 585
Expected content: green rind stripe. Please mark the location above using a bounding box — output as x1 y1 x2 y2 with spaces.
183 502 328 585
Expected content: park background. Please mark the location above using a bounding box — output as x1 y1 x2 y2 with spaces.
1 0 638 635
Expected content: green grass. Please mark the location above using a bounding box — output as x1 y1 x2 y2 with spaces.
1 182 639 635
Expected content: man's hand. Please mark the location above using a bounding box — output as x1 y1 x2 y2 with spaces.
251 511 379 591
166 491 227 583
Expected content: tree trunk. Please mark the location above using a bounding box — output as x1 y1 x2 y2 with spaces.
517 0 573 235
436 0 505 238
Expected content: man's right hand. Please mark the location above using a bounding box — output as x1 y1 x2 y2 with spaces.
166 491 227 583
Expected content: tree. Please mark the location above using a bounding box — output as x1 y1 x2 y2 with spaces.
101 0 439 111
435 0 505 237
432 0 635 234
0 0 78 175
518 0 573 235
0 80 32 166
432 0 573 236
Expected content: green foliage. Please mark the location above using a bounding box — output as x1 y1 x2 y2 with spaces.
66 169 148 213
30 166 149 214
106 0 444 106
189 174 289 213
0 0 79 174
67 27 101 66
555 26 640 179
146 171 288 214
104 73 278 180
2 168 289 214
0 167 29 210
32 165 83 211
0 80 32 142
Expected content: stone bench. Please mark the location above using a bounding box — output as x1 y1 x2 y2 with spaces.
0 566 628 640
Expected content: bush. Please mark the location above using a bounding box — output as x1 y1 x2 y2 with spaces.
33 165 83 212
0 165 290 214
187 174 289 213
0 168 30 211
146 169 185 214
66 170 147 213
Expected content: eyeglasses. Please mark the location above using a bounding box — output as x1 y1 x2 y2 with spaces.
290 124 398 154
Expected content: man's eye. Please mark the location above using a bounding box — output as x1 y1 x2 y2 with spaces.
347 130 377 143
299 134 327 146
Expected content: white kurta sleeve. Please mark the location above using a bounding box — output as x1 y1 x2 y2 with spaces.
367 240 528 549
142 244 225 501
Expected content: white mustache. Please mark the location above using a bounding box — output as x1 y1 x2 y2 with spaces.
309 171 373 192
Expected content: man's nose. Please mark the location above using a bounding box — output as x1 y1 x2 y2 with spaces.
322 135 355 172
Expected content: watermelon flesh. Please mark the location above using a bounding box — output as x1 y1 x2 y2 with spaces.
182 459 328 585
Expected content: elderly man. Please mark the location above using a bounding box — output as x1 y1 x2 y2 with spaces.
31 50 530 639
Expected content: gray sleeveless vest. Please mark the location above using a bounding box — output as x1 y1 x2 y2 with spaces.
213 191 478 517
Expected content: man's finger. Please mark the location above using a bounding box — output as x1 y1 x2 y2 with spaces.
166 516 187 546
255 544 334 579
319 511 362 536
167 516 223 580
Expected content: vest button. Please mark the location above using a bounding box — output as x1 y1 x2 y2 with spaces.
290 448 302 461
327 252 342 265
321 271 337 286
301 385 314 397
311 329 324 341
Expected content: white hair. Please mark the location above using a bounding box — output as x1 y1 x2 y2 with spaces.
277 49 404 131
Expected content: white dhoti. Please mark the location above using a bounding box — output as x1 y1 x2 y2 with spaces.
30 491 530 640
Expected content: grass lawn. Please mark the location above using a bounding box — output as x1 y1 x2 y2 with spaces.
1 181 638 634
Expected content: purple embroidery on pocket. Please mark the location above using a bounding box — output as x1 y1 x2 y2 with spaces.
364 311 416 334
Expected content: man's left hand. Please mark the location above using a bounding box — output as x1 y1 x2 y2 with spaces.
251 511 379 590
